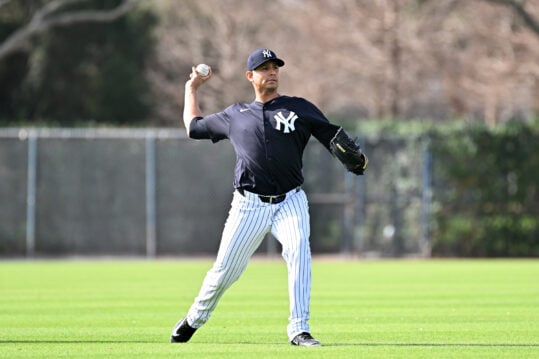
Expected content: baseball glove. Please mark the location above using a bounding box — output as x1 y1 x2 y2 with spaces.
329 127 368 175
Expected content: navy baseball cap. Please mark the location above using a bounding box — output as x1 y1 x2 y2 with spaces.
247 48 285 71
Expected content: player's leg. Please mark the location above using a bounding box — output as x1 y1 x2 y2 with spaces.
271 189 314 342
184 191 272 328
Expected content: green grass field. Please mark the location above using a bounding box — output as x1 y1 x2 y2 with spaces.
1 259 538 358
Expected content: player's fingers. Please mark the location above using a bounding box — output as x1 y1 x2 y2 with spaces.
187 66 211 89
197 66 212 80
189 67 212 85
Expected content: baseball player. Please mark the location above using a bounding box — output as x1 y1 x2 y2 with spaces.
170 48 367 346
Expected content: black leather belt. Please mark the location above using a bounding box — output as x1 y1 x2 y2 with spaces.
259 193 286 204
237 187 300 204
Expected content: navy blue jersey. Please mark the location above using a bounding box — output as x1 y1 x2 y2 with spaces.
189 95 340 195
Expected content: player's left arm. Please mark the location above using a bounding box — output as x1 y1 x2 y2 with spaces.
305 100 368 175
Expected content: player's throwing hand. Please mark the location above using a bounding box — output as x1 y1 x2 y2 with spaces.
188 65 212 88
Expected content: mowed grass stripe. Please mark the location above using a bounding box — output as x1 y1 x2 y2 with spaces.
1 259 537 358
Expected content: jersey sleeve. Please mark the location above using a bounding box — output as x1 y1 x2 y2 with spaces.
300 99 340 151
188 110 230 143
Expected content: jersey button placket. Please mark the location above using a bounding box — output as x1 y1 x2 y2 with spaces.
262 106 278 195
263 107 272 161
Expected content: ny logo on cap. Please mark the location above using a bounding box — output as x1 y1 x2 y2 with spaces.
262 49 273 58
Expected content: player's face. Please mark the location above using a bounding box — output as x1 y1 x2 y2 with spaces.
251 61 280 91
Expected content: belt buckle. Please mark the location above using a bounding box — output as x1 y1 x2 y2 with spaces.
265 195 276 204
260 194 280 204
258 189 296 204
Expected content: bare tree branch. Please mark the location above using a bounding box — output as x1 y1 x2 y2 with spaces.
483 0 539 35
37 0 87 20
0 0 140 60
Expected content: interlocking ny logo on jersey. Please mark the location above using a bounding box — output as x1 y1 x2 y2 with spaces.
274 111 298 133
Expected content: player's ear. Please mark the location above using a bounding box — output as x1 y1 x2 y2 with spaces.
245 70 253 82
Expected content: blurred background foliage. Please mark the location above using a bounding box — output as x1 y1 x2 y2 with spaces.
0 0 156 125
429 119 539 257
1 0 538 257
1 0 538 127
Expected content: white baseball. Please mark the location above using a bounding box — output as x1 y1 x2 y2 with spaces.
196 63 210 77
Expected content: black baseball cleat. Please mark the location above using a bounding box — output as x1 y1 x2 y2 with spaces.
170 317 197 343
290 332 321 347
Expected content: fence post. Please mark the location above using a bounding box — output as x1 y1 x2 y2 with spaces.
355 170 366 256
25 130 37 257
145 132 157 258
342 171 355 255
421 135 432 256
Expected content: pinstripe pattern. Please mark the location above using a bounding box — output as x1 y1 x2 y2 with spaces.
271 189 312 339
186 188 312 339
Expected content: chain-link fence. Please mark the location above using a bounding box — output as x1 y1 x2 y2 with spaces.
0 128 431 258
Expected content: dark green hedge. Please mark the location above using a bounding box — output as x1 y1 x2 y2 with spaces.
429 120 539 257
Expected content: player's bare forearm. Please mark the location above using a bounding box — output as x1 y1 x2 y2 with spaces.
183 84 202 136
182 65 212 136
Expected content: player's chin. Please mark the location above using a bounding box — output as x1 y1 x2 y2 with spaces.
264 81 279 89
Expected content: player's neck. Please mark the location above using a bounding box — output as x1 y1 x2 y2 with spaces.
255 90 280 104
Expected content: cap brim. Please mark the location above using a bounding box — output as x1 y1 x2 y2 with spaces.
250 58 285 70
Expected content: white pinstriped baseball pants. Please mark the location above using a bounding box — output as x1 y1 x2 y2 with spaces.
185 187 312 340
